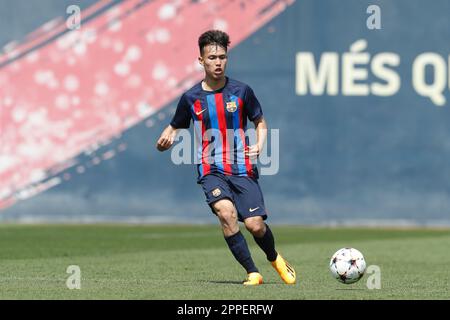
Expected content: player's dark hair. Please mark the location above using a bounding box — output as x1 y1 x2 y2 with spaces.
198 30 230 55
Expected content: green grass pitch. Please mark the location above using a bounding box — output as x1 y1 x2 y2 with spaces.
0 224 448 299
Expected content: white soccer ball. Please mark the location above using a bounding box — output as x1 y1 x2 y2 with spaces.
329 247 366 284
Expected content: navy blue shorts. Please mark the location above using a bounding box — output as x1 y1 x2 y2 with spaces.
199 173 267 222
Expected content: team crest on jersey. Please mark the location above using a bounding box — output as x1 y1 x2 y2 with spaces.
212 188 221 197
226 101 237 113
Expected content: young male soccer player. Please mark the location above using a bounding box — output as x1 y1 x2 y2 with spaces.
156 30 296 285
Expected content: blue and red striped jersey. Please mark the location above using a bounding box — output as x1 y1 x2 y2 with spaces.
170 77 263 180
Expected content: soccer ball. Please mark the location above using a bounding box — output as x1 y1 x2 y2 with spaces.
329 247 366 284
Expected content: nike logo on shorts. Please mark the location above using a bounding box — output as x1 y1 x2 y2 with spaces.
249 207 260 212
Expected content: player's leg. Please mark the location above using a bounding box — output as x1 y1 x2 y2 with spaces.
244 216 296 284
211 198 263 285
231 176 296 284
199 174 262 285
244 216 277 261
212 198 239 237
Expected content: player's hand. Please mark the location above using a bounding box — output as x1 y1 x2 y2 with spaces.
245 145 260 159
156 127 176 152
156 135 174 151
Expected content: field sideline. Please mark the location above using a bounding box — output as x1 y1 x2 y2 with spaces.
0 224 448 300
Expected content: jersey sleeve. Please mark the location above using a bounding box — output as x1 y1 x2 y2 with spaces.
244 85 263 121
170 94 191 129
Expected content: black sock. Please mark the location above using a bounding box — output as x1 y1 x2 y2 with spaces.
253 223 278 262
224 231 258 273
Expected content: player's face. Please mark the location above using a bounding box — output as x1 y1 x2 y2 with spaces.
199 44 228 81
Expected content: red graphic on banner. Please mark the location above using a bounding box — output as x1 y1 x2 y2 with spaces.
0 0 294 210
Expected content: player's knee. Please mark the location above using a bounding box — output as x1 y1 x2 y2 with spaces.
212 200 238 233
245 220 266 237
213 200 234 216
216 210 238 235
216 208 237 224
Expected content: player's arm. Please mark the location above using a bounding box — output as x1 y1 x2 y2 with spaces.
156 125 178 152
157 94 190 152
245 116 267 158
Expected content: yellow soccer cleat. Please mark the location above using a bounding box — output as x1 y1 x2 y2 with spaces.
243 272 263 286
271 254 296 284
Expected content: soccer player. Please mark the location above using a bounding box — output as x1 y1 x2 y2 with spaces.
156 30 296 285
